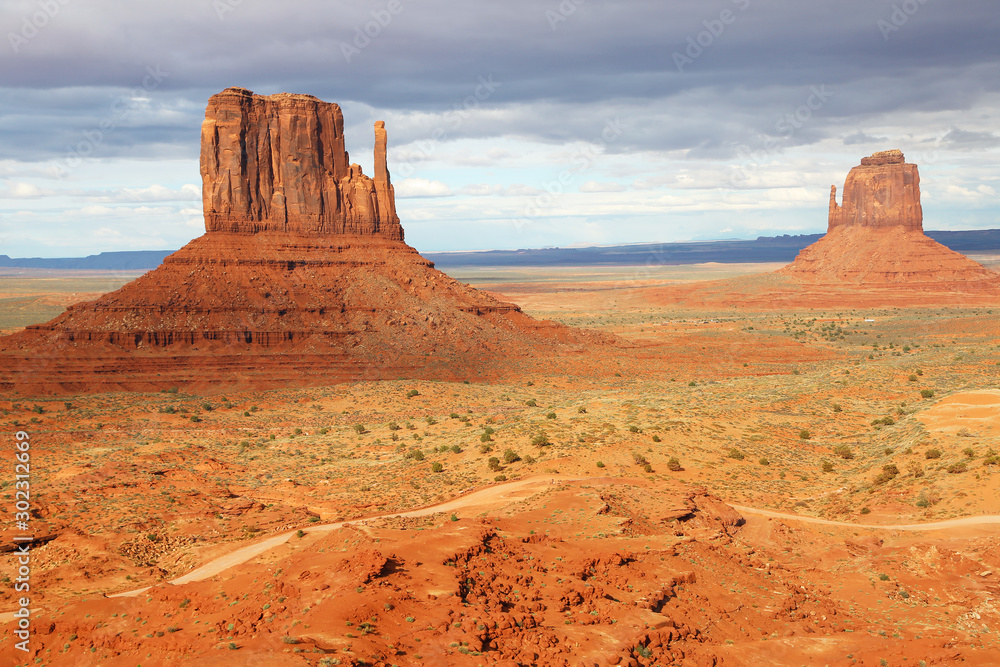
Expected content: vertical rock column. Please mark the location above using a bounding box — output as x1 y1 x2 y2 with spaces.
827 149 923 232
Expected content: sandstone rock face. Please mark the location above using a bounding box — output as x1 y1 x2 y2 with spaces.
200 87 403 240
779 150 1000 290
0 88 602 393
828 149 922 232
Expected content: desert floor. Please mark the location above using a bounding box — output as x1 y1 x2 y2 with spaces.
1 262 999 666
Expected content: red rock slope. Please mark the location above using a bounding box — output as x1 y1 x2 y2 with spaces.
0 88 600 394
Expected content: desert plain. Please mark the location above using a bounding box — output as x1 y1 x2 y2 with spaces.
2 261 1000 667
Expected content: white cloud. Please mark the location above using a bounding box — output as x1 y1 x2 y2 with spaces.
394 178 453 198
579 180 626 193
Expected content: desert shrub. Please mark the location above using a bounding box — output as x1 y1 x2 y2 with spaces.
546 412 556 420
406 389 419 398
651 434 661 442
487 457 501 471
201 402 214 412
632 452 649 467
595 461 605 468
908 374 917 382
962 447 975 458
503 449 520 464
190 415 202 423
925 448 942 460
494 474 507 482
431 462 444 473
871 416 894 426
388 422 400 431
425 416 437 425
833 445 855 460
984 455 999 466
920 389 935 399
523 454 536 464
832 403 843 413
353 424 366 434
450 444 462 454
525 399 537 407
159 405 176 414
957 428 973 438
449 412 459 419
882 463 899 476
947 461 968 474
873 464 899 485
860 507 871 514
799 429 811 440
821 460 834 473
726 448 745 461
479 443 493 454
907 462 924 478
688 381 696 387
667 457 682 471
294 428 303 435
628 425 640 433
577 406 587 413
410 450 425 461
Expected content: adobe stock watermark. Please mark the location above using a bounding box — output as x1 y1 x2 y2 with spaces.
672 0 751 73
509 117 624 233
340 0 409 63
395 75 502 178
730 85 833 187
8 0 72 54
11 430 33 653
53 65 170 176
878 0 931 40
546 0 587 31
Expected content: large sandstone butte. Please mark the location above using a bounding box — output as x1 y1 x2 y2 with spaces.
778 149 999 287
0 88 598 394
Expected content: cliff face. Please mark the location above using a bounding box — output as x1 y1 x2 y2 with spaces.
200 87 403 240
827 149 922 232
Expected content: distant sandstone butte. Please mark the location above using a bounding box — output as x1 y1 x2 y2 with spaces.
778 150 1000 287
827 149 922 232
0 88 598 394
201 87 401 238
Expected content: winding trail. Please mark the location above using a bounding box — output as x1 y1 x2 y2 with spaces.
5 476 1000 623
733 505 1000 531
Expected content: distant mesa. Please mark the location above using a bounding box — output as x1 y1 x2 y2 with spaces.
776 149 1000 289
0 88 599 394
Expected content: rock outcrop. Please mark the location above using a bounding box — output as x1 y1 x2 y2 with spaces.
827 149 922 232
200 87 402 239
778 150 1000 288
0 88 601 394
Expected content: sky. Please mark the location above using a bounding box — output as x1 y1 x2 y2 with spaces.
0 0 998 257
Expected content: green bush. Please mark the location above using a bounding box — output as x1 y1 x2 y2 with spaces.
651 434 661 442
595 461 605 468
920 389 935 399
799 429 811 440
833 444 855 460
531 432 551 447
353 424 366 434
947 461 967 474
925 448 941 460
667 457 682 471
487 457 501 471
758 457 769 466
525 399 537 407
431 462 444 473
821 460 834 473
406 389 419 398
502 449 520 464
727 448 745 461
